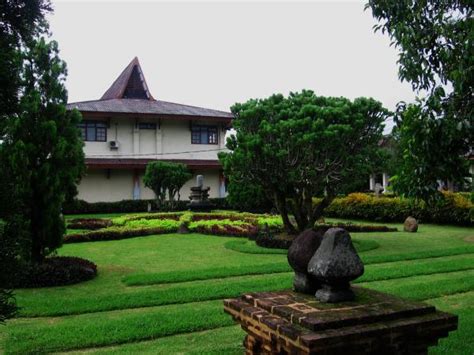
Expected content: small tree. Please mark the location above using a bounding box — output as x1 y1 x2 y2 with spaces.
220 91 388 234
166 163 192 205
144 161 192 209
2 38 85 263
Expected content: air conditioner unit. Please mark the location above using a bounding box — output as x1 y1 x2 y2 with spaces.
109 141 119 150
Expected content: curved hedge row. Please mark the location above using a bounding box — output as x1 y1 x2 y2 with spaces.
15 257 97 288
321 192 473 225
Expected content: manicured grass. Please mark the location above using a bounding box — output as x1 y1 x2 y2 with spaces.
123 253 474 287
123 262 292 286
1 218 473 354
427 291 474 355
66 326 244 355
4 300 234 354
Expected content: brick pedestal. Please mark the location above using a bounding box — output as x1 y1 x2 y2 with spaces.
224 287 457 354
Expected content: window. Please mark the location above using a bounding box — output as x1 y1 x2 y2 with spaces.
78 121 107 142
138 122 156 130
191 125 218 144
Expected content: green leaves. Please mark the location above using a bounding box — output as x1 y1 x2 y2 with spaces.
222 91 388 232
143 162 192 207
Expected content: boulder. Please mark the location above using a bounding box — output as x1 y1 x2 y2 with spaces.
404 216 418 232
308 228 364 302
287 229 324 294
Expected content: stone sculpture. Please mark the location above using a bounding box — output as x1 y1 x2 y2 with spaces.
288 227 364 303
287 229 324 294
188 175 213 211
308 228 364 302
403 216 418 232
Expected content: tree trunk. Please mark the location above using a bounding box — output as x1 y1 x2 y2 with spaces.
274 192 297 235
309 195 334 227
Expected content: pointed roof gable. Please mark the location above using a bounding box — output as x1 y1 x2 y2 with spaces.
101 57 154 100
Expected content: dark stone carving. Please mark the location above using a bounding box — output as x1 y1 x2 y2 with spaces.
287 229 324 294
307 228 364 302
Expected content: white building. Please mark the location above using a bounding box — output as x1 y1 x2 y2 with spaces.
67 57 233 203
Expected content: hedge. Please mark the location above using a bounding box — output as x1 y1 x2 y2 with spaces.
14 257 97 288
63 198 230 214
322 192 473 226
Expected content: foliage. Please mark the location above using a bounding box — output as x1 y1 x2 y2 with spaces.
1 38 85 263
65 221 180 243
0 221 17 323
324 192 473 225
0 0 51 133
143 162 192 208
220 91 388 233
368 0 473 203
225 174 274 213
63 198 230 214
0 0 52 323
14 256 97 288
67 218 112 230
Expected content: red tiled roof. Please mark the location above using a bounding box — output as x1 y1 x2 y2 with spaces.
85 158 221 170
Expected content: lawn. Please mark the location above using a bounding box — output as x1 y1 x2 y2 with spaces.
0 218 473 354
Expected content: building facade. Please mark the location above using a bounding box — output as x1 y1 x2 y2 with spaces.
67 57 232 203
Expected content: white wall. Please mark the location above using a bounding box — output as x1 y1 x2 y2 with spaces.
83 117 227 160
78 168 223 202
77 169 134 202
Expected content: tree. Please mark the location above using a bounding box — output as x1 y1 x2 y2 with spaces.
220 91 388 234
0 0 51 133
2 38 85 263
0 0 52 323
367 0 473 203
166 163 192 206
144 162 192 208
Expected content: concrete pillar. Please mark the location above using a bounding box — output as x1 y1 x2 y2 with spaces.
133 125 140 155
382 173 389 193
369 174 375 191
132 170 140 200
155 121 162 157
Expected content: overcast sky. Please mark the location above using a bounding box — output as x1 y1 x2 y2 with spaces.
48 0 417 131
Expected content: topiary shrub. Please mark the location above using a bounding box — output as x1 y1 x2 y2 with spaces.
15 256 97 288
255 231 294 249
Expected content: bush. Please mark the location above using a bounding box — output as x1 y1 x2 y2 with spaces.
67 218 112 230
15 257 97 288
255 232 293 249
314 223 397 233
322 192 473 225
65 223 179 243
63 198 231 214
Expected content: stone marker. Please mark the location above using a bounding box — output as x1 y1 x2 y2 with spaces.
287 229 324 294
404 216 418 232
307 228 364 302
188 175 213 211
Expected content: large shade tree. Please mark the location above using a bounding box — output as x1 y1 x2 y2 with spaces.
220 91 389 234
367 0 473 203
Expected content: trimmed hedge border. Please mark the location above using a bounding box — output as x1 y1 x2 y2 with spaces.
64 226 178 243
314 223 397 233
322 192 473 226
15 256 97 288
67 218 112 230
63 198 230 214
